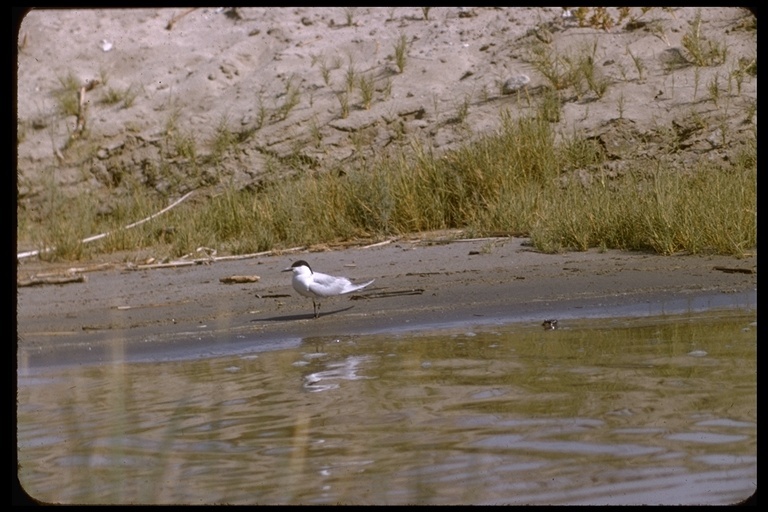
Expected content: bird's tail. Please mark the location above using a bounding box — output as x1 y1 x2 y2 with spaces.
344 279 374 294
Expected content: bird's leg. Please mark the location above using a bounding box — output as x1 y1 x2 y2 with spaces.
313 299 320 318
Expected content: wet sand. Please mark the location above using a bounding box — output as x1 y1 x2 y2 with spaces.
16 237 757 368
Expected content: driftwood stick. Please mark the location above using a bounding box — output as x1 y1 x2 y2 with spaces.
18 274 87 287
713 266 755 275
220 275 261 284
130 246 307 271
360 239 395 249
75 85 87 135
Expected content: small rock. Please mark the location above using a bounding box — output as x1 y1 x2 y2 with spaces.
220 62 238 79
31 117 48 130
659 48 691 70
502 74 530 94
707 129 723 147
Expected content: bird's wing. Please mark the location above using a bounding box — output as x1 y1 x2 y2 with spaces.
307 272 352 297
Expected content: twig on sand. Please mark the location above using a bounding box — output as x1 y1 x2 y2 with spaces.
129 246 306 271
360 239 395 249
220 275 261 284
713 266 754 275
416 236 511 246
166 8 198 30
351 289 425 299
70 79 100 141
18 274 87 287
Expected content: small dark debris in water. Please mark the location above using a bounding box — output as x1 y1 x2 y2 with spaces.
713 266 754 275
542 319 558 330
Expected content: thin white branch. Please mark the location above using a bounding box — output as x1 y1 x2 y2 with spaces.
17 191 194 260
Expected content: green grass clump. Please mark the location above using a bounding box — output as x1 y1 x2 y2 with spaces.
26 176 169 261
393 34 409 74
529 40 610 98
358 73 376 110
682 9 728 67
528 162 756 255
171 112 753 257
54 72 82 117
102 85 138 108
19 108 755 262
276 77 302 120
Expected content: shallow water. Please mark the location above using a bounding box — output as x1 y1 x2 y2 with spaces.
17 309 756 505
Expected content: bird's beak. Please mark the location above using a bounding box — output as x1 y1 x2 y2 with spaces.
281 267 292 272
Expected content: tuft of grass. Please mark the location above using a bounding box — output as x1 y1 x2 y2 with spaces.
393 34 409 73
317 56 333 86
343 7 357 27
344 61 357 93
122 86 138 108
538 88 561 122
382 77 393 99
276 76 302 120
358 73 375 110
626 46 645 81
708 72 720 107
528 42 572 90
211 115 237 160
336 91 350 119
54 71 82 117
164 110 197 162
579 42 609 98
309 116 323 148
730 56 756 95
170 127 197 161
102 85 138 108
101 87 123 105
255 91 268 129
453 94 471 124
529 40 608 97
572 7 614 30
682 9 728 67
